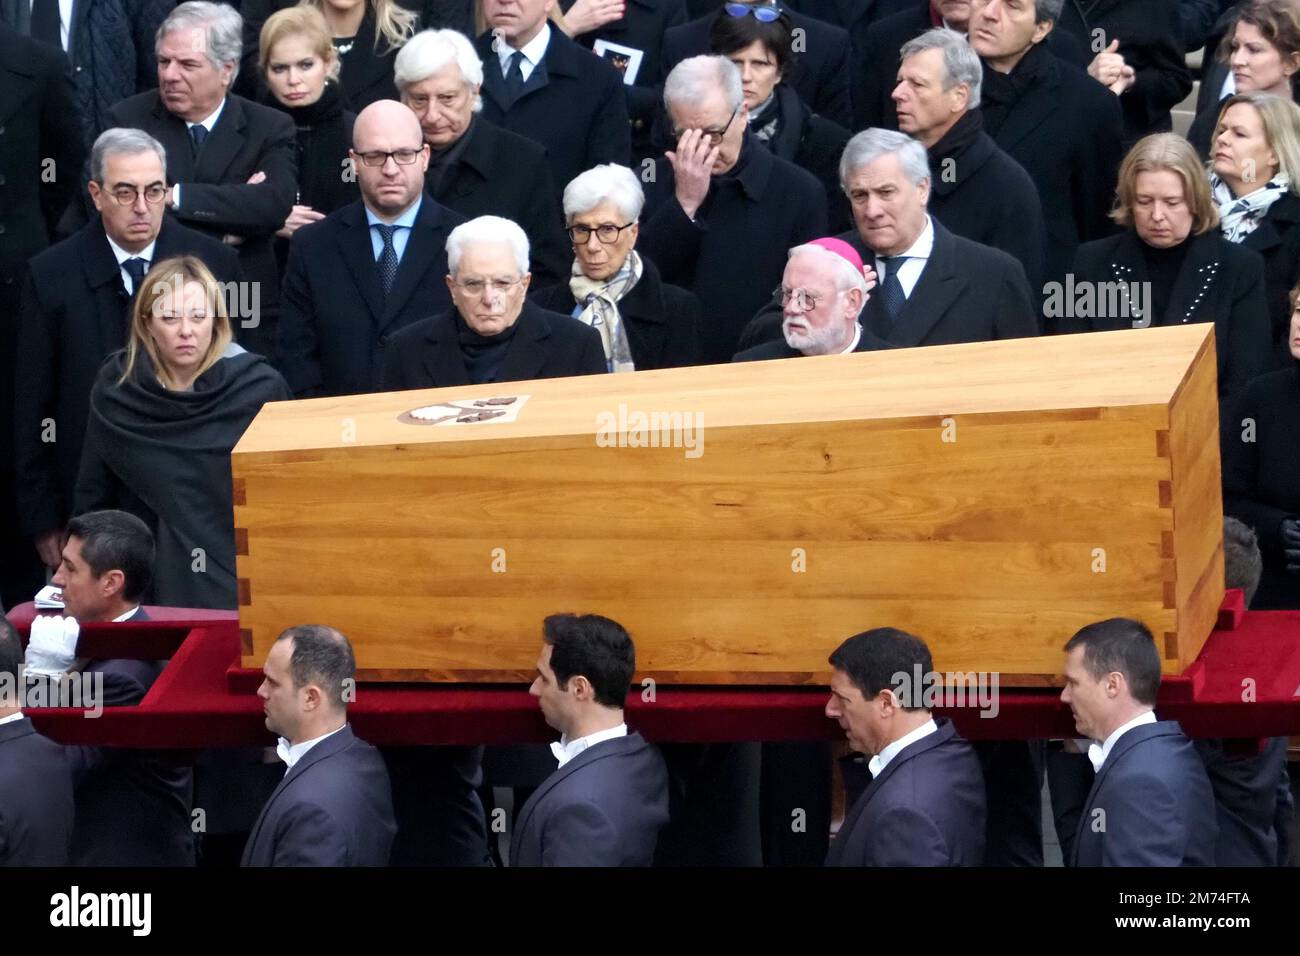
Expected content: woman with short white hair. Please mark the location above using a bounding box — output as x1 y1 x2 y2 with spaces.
530 164 703 371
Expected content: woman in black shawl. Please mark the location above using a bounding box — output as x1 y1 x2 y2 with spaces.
75 256 291 610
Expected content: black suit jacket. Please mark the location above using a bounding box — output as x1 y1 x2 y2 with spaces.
1065 229 1272 396
826 719 986 866
382 300 608 390
429 118 568 288
1187 58 1229 158
528 256 703 369
242 724 397 867
662 9 852 129
1195 736 1290 866
510 731 670 867
1238 193 1300 365
1071 720 1217 866
94 91 298 357
14 217 241 537
279 197 464 397
476 28 631 199
0 716 74 866
737 219 1039 352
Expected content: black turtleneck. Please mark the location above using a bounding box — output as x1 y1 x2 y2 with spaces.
453 308 520 384
980 42 1052 138
1141 235 1192 324
427 116 476 196
269 80 357 215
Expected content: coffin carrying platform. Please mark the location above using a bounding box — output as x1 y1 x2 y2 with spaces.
231 324 1224 685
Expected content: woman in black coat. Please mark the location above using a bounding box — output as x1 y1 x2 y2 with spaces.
1222 288 1300 609
707 7 852 233
259 6 360 271
1206 90 1300 364
529 163 702 370
1065 133 1273 397
74 256 291 610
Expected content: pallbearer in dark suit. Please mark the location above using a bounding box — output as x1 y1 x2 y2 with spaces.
243 625 397 866
1061 618 1218 866
824 627 987 866
383 214 607 389
511 613 669 866
279 99 465 397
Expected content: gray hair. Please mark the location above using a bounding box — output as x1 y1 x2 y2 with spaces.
787 244 869 315
900 27 982 110
394 28 484 114
446 215 530 275
563 164 645 222
1035 0 1065 24
90 128 168 184
664 55 744 114
158 1 244 82
839 128 931 190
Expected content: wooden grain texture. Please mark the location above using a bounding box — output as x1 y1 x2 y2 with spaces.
232 325 1220 685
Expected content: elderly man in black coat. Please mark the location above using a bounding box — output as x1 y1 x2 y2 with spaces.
279 100 464 397
970 0 1124 314
15 129 241 575
642 55 827 364
663 0 853 128
244 626 396 867
77 1 297 360
0 24 84 609
475 0 631 198
384 215 607 389
396 28 569 288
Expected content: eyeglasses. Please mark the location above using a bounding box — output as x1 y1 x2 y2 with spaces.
774 285 827 311
567 222 636 244
107 184 168 206
354 148 425 167
724 2 781 22
672 105 741 146
453 276 524 296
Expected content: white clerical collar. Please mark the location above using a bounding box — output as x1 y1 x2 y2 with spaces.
867 717 937 778
0 711 25 727
277 724 346 774
498 22 551 72
104 235 157 268
836 323 862 354
550 721 627 769
1087 710 1157 772
110 606 141 623
188 99 226 134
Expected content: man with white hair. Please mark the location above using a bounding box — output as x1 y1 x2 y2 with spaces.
893 27 1045 289
87 1 297 359
733 239 884 361
384 215 606 389
641 54 827 364
395 28 568 287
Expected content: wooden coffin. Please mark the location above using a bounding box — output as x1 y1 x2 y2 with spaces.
232 324 1223 685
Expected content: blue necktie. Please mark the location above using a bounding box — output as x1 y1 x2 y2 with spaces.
190 123 209 153
504 51 525 103
879 255 910 325
375 224 399 297
29 0 62 47
122 257 148 294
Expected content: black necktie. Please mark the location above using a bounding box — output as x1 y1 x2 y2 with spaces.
879 255 910 325
504 51 525 104
122 257 148 294
29 0 62 47
190 123 209 154
375 224 399 297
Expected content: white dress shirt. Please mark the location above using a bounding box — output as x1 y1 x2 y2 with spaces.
276 724 346 775
1219 71 1235 102
0 711 26 727
874 215 934 299
110 606 141 623
104 236 158 295
173 99 227 210
498 23 551 83
867 717 938 778
1087 710 1157 772
550 722 627 769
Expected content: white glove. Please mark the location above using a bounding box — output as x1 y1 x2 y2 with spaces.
24 615 81 677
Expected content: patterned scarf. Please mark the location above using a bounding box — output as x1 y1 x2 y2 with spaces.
569 249 643 373
1211 171 1292 242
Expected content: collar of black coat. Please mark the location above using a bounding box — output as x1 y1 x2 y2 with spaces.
433 114 488 178
0 716 36 745
857 717 958 792
417 299 561 385
277 723 357 787
84 216 190 290
763 83 813 161
980 39 1055 101
474 26 587 79
149 89 247 134
927 109 992 197
533 255 667 323
268 78 346 129
709 131 771 202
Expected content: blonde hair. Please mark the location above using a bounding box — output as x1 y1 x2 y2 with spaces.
301 0 417 55
1214 91 1300 195
1112 133 1219 235
121 256 234 389
260 6 341 82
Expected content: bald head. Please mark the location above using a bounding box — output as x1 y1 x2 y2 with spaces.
350 99 430 220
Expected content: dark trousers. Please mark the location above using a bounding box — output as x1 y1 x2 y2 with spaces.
654 742 762 866
760 741 833 866
975 739 1046 866
384 745 491 866
1046 743 1094 865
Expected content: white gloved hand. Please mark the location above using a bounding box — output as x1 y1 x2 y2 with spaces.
24 614 81 676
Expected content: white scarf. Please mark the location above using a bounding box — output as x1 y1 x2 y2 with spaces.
569 250 642 374
1211 171 1292 242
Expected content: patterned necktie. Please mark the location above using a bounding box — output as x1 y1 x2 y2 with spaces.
122 257 148 294
190 123 209 154
504 51 525 104
375 224 399 297
879 255 911 325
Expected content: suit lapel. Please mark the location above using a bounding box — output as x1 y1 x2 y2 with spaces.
888 223 968 346
478 34 514 113
494 303 551 381
83 222 134 353
420 311 473 387
244 725 355 862
193 96 246 184
152 98 198 184
1164 231 1223 326
336 203 386 325
381 200 449 330
1070 721 1174 864
0 53 37 127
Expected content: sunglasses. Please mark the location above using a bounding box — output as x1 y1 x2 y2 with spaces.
724 2 782 22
